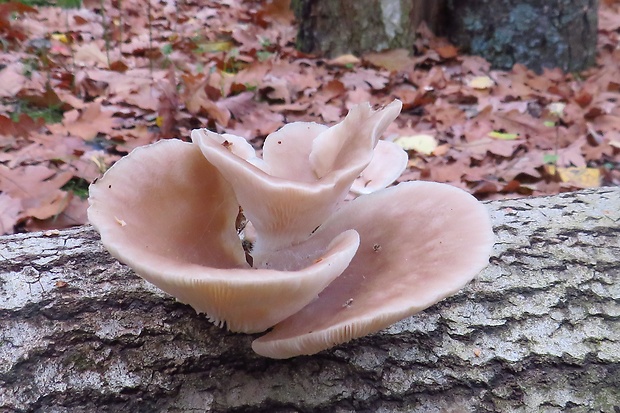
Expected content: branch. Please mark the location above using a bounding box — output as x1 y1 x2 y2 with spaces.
1 188 619 412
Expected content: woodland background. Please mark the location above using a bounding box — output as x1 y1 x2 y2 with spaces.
0 0 619 235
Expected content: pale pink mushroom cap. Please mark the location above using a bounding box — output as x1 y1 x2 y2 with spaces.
87 99 494 358
349 140 409 195
87 139 361 333
192 100 403 260
252 181 494 358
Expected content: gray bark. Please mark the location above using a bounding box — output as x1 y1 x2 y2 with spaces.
293 0 418 57
441 0 598 73
1 187 619 413
293 0 597 73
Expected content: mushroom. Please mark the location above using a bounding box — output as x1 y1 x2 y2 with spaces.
88 99 494 358
349 140 408 196
88 139 361 333
191 100 402 262
252 181 493 358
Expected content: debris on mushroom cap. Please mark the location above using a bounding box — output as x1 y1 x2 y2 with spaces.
88 139 361 333
252 181 494 358
192 100 402 258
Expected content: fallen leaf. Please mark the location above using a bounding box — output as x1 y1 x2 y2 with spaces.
74 43 109 67
435 44 459 59
52 101 117 140
363 49 413 72
51 33 69 43
257 0 295 24
326 54 361 66
394 134 438 155
0 193 21 235
0 63 26 97
488 131 520 140
468 75 495 90
547 166 601 188
202 40 234 52
25 193 88 232
26 190 71 220
547 102 566 117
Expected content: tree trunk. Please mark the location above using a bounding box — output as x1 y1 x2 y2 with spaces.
293 0 419 57
1 188 619 412
293 0 598 73
441 0 598 73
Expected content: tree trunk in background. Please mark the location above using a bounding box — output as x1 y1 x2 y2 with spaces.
292 0 420 57
1 188 619 412
293 0 598 73
440 0 598 73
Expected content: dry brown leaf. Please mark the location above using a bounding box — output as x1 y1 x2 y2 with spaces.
363 49 414 72
0 193 21 235
26 190 71 220
25 193 88 232
0 63 26 97
74 43 108 67
326 54 361 67
53 101 117 140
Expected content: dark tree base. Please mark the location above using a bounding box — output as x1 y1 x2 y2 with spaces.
293 0 598 73
440 0 598 73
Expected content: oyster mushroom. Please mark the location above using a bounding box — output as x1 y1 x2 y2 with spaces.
87 139 360 333
88 100 494 358
252 181 494 358
349 140 409 196
191 100 402 261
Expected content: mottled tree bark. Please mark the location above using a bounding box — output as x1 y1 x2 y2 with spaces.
1 188 619 412
293 0 597 73
441 0 598 73
293 0 419 57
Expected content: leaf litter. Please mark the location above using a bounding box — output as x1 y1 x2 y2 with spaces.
0 0 619 235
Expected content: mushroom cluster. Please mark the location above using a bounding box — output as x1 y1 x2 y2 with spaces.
88 100 494 359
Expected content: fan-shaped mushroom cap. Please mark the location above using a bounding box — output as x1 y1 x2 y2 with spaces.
88 139 361 333
252 181 494 358
262 122 328 182
192 100 402 259
350 140 409 195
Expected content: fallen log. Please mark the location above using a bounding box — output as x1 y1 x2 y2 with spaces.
1 187 619 412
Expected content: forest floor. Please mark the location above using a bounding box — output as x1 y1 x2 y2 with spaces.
0 0 619 235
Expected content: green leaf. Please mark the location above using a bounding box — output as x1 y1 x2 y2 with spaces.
488 131 519 140
543 154 558 164
161 43 173 56
57 0 82 8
